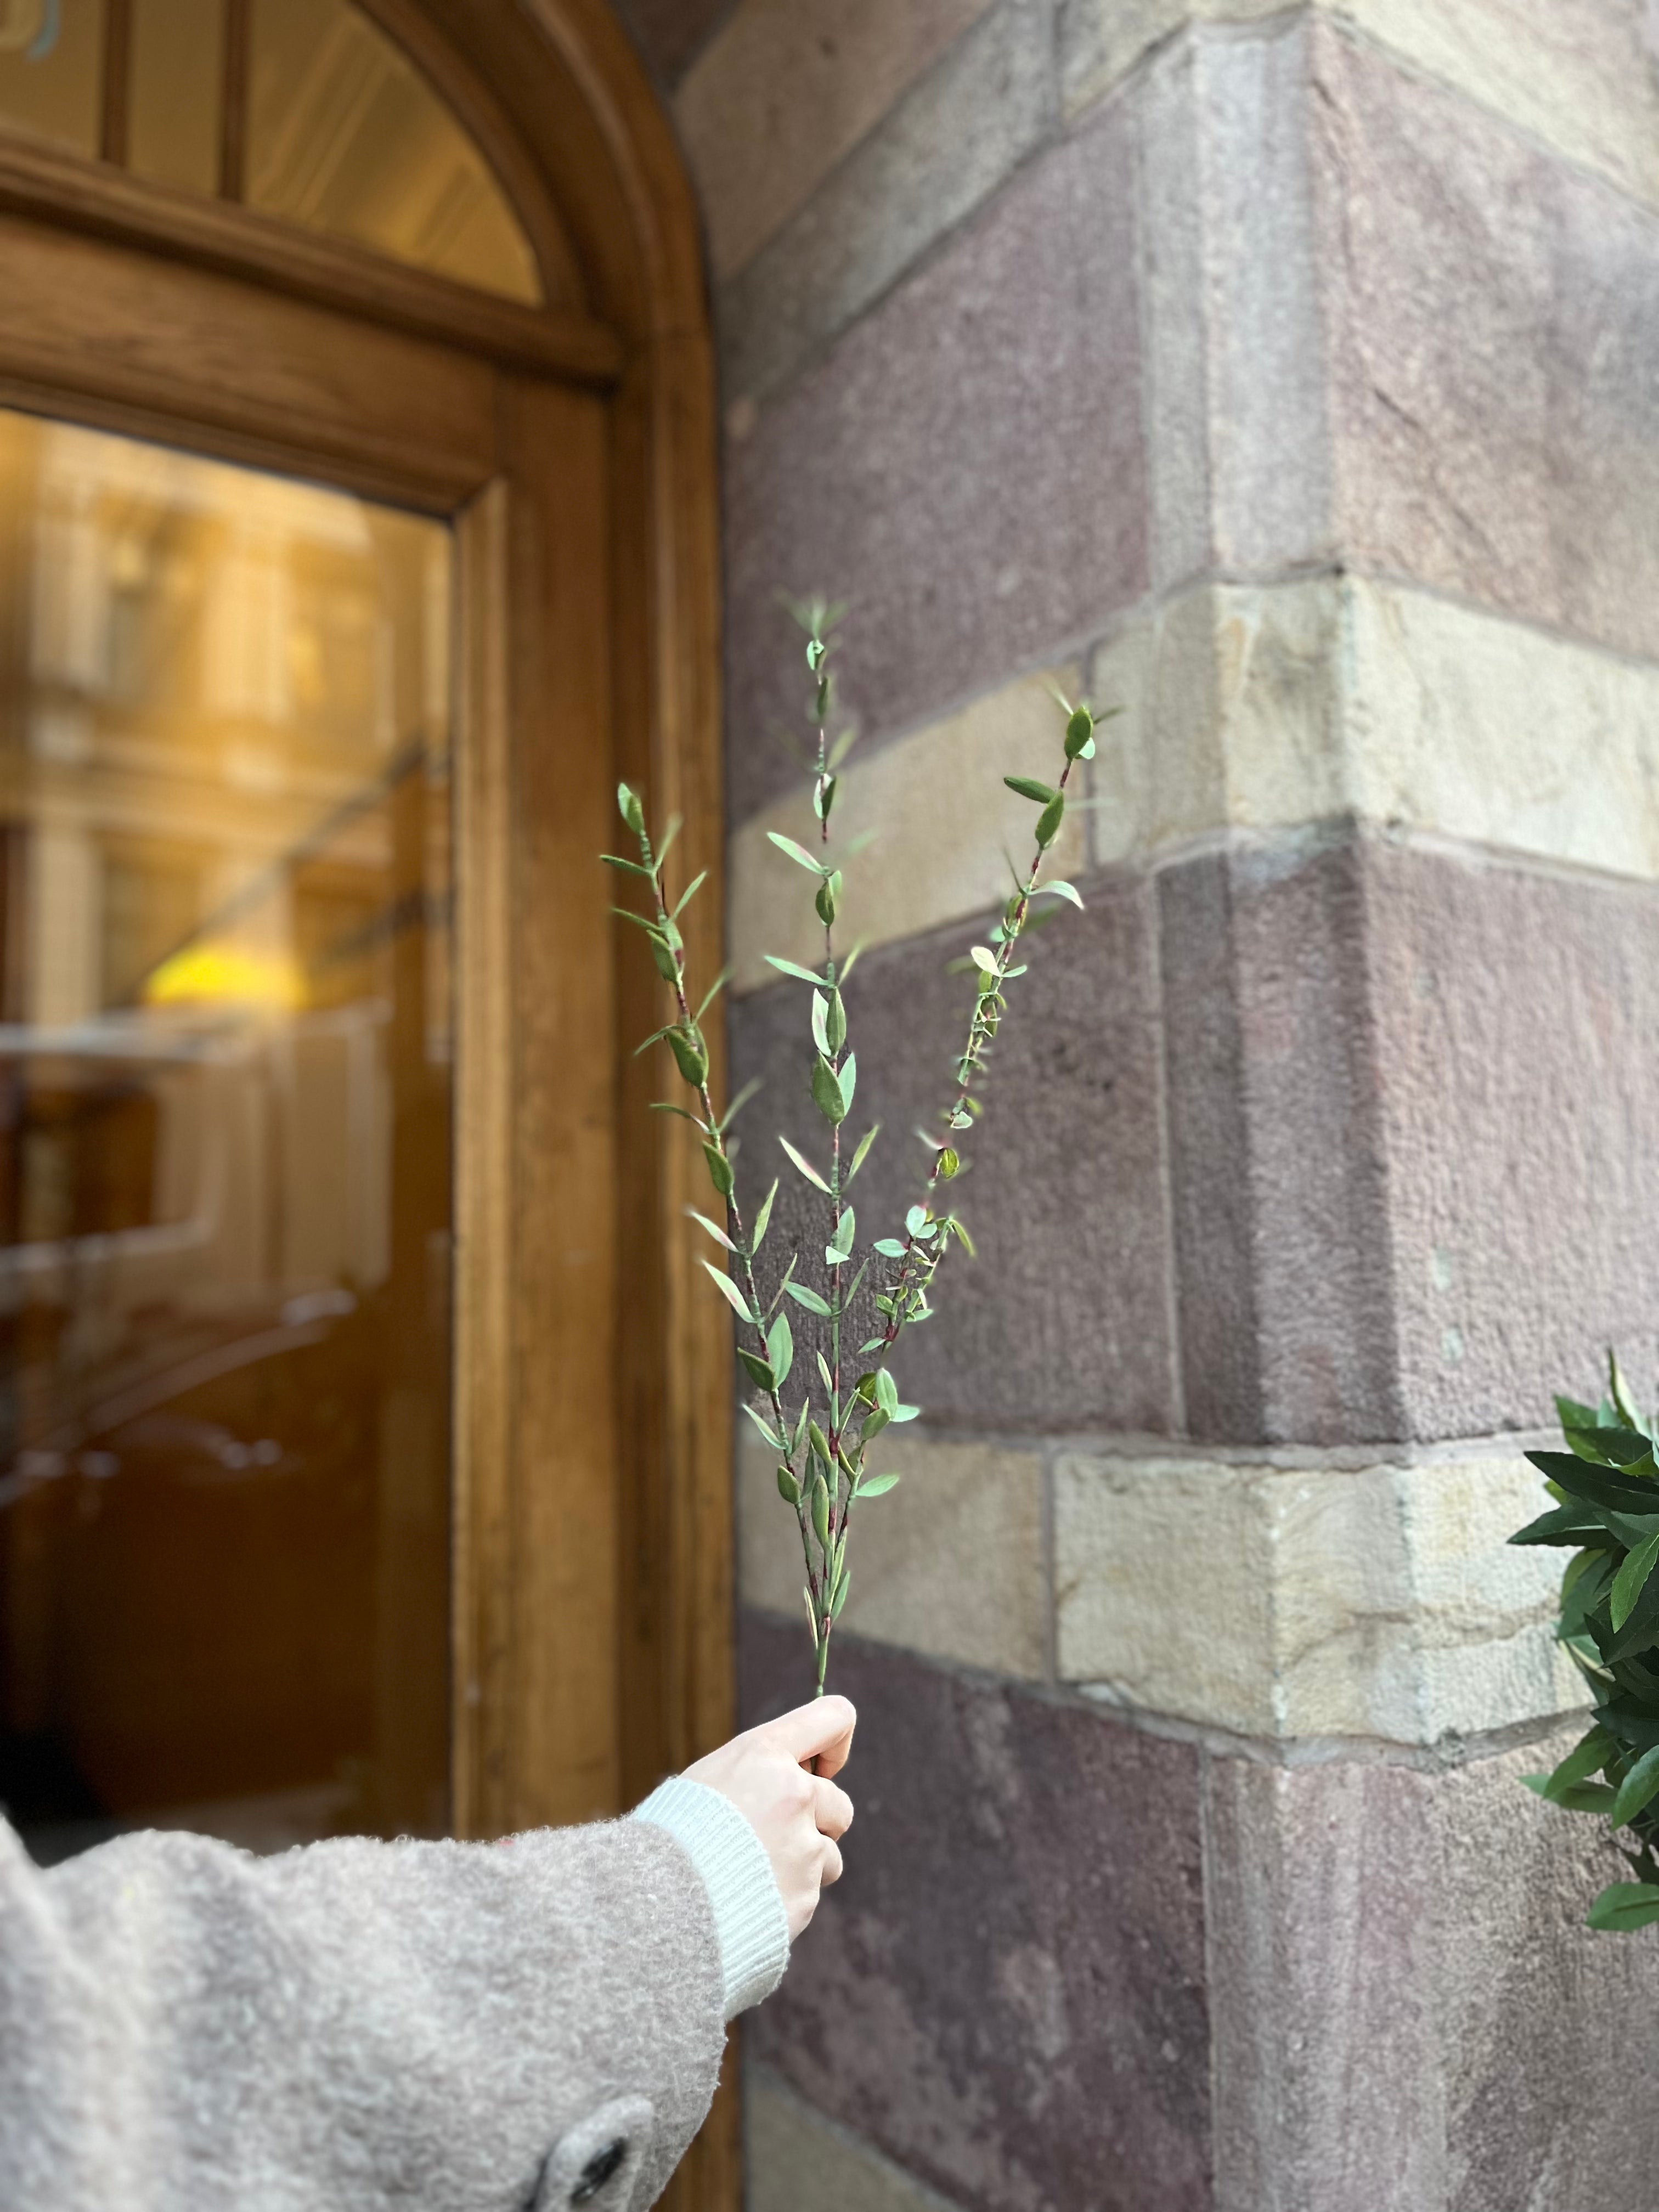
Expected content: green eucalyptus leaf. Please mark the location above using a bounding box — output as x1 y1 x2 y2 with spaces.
812 1054 848 1126
810 1474 831 1548
826 989 848 1054
776 1463 801 1505
768 831 826 877
700 1257 755 1324
767 1311 794 1387
740 1401 787 1451
1036 880 1085 909
1004 775 1057 804
766 955 833 985
684 1207 735 1252
815 871 842 927
703 1143 734 1199
751 1178 778 1254
857 1471 900 1498
827 1206 855 1263
667 1028 707 1086
601 853 654 879
847 1122 879 1181
786 1282 832 1317
672 870 708 918
1064 707 1094 758
968 946 998 973
695 966 733 1020
719 1077 763 1133
1036 793 1065 848
737 1347 776 1392
873 1237 906 1258
841 1051 857 1114
874 1368 899 1418
811 991 831 1054
618 782 645 835
779 1134 832 1192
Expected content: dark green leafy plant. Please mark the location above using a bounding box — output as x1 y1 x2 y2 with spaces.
605 600 1101 1692
1513 1350 1659 1931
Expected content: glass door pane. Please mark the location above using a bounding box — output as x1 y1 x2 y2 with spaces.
0 407 453 1860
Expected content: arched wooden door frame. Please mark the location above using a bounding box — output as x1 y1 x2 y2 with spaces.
0 3 734 2198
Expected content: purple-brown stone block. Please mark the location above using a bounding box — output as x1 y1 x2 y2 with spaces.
1159 832 1401 1447
724 93 1146 824
1311 23 1659 663
740 1615 1211 2212
1363 837 1659 1441
727 873 1177 1435
1206 1736 1659 2212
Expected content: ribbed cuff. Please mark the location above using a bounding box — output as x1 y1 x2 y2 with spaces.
630 1776 791 2019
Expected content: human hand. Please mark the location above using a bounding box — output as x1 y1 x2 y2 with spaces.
685 1697 856 1939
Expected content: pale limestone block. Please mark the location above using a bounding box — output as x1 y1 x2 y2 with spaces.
747 2066 957 2212
737 1426 1049 1678
1333 0 1659 216
675 0 997 280
1088 579 1344 867
1088 573 1659 881
1056 1446 1585 1742
727 665 1085 995
1339 578 1659 879
1066 0 1659 219
1051 1454 1276 1730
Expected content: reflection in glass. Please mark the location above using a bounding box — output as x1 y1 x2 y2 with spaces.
0 0 104 158
0 407 454 1862
249 0 540 303
129 0 223 196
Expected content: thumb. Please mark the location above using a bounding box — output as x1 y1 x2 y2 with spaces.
765 1695 857 1778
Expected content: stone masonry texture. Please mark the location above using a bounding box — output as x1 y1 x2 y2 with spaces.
723 87 1144 823
1312 21 1659 662
727 873 1177 1435
740 1616 1211 2212
1206 1734 1659 2212
650 0 1659 2203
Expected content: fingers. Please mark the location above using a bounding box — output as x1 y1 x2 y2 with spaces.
765 1694 857 1777
819 1835 844 1888
811 1774 854 1839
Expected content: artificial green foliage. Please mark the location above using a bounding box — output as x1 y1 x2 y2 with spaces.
1513 1351 1659 1932
605 599 1093 1693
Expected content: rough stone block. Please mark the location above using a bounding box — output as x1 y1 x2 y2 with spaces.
740 1616 1211 2212
727 874 1177 1434
1312 22 1659 662
1055 1444 1583 1741
747 2066 962 2212
675 0 996 280
719 1 1058 406
725 95 1144 823
1088 574 1659 881
1362 838 1659 1438
1206 1735 1659 2211
726 663 1085 992
1159 832 1401 1444
738 1427 1049 1678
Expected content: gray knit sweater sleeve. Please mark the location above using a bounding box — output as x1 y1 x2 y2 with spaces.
0 1809 736 2212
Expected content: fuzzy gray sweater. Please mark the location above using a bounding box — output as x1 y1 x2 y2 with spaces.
0 1780 789 2211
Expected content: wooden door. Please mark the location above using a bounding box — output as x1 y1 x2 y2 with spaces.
0 4 734 2196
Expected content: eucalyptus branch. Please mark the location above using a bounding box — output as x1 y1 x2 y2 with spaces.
605 603 1098 1695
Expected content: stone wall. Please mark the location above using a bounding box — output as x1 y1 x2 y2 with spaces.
614 3 1659 2205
